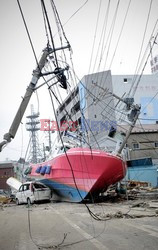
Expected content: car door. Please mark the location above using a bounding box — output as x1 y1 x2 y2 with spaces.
22 184 30 203
16 185 24 203
33 183 50 201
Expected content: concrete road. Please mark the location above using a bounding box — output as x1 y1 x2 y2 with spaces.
0 201 158 250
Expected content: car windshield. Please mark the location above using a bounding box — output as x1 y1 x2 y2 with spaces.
33 183 47 189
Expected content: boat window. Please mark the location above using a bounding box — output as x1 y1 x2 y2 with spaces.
36 166 42 173
40 166 47 175
65 146 70 152
45 166 51 174
24 166 32 175
57 145 70 154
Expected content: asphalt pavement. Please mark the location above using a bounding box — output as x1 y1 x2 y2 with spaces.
0 200 158 250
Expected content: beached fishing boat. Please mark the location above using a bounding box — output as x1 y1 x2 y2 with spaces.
1 0 147 202
29 143 127 202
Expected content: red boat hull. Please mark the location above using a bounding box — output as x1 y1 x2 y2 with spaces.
29 148 127 202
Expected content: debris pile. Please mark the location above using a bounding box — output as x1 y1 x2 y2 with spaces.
106 181 158 201
0 196 11 204
127 181 158 200
0 190 15 207
95 200 158 220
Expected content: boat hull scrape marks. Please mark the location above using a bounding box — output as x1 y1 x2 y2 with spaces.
29 148 127 202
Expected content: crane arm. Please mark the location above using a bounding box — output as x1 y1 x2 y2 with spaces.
0 47 51 152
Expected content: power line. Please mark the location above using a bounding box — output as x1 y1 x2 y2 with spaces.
131 0 153 88
41 0 59 68
16 0 39 66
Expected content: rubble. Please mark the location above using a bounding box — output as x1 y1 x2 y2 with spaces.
95 204 158 220
105 181 158 201
0 195 12 204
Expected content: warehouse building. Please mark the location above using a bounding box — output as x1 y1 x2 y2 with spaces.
0 162 14 190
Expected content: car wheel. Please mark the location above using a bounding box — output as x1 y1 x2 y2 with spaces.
16 198 20 205
27 198 31 206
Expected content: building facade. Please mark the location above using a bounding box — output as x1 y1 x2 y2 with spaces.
112 74 158 124
121 124 158 160
0 162 14 190
56 70 118 150
56 71 158 152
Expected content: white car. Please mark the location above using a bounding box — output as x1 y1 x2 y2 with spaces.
15 181 51 205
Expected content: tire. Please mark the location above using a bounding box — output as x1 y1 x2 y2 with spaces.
27 198 32 206
16 198 20 205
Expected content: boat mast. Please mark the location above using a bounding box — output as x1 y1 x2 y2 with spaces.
116 104 140 154
108 92 141 155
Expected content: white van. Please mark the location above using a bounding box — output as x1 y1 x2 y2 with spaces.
15 181 51 205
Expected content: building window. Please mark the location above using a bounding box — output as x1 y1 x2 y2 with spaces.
71 101 80 114
132 143 140 150
154 142 158 148
60 115 66 125
124 78 128 83
78 117 81 125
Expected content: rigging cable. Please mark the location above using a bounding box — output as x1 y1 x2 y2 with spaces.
50 0 68 70
97 0 111 72
16 0 123 226
16 1 59 248
96 0 121 99
95 0 131 102
88 0 103 74
42 61 107 218
128 119 158 158
137 119 158 154
16 0 87 248
45 58 101 149
50 0 70 46
16 0 39 66
73 73 129 126
61 0 89 28
84 0 120 103
108 0 132 70
41 46 112 219
41 0 50 46
48 88 109 221
41 0 59 68
128 0 153 97
102 0 120 70
131 31 158 98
